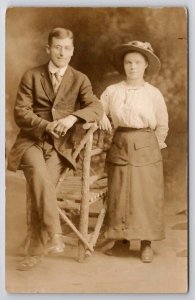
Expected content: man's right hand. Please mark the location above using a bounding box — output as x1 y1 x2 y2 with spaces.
45 121 60 138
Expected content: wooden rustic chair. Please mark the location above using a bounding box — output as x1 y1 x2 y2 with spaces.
56 122 108 262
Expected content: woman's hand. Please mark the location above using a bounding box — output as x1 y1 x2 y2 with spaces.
98 114 112 132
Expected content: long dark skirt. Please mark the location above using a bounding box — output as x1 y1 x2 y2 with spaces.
104 128 165 241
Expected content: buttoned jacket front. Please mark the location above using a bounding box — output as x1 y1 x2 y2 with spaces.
8 63 103 171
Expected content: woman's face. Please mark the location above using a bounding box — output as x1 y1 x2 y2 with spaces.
123 52 148 80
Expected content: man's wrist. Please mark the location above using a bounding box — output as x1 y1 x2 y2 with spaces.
45 120 57 133
70 115 79 122
45 122 51 132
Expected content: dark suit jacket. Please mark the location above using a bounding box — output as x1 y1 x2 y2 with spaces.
8 63 103 171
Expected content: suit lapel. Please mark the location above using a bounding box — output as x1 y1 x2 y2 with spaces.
40 64 55 102
53 66 74 106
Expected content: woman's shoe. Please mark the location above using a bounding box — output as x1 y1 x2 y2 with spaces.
104 248 115 256
103 240 130 256
16 255 43 271
140 240 153 263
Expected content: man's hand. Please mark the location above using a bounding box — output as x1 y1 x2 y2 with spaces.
45 120 60 138
98 114 112 132
53 115 78 136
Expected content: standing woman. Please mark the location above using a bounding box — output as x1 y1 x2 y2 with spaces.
99 41 169 263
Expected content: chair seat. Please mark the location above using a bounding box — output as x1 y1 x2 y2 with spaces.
57 176 107 205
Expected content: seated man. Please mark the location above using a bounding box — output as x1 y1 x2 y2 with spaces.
7 27 103 270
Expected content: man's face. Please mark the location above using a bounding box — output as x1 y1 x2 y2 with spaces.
46 37 74 68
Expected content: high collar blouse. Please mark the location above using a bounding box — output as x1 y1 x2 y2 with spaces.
100 81 169 149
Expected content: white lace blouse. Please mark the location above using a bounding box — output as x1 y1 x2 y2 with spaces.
100 81 169 149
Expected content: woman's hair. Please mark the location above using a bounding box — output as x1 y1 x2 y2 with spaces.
48 28 74 46
122 50 149 64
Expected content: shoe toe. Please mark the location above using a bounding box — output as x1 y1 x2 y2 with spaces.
16 255 42 271
104 249 114 256
47 234 65 255
48 243 65 255
141 246 153 263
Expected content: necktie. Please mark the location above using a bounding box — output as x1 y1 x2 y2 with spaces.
53 71 62 93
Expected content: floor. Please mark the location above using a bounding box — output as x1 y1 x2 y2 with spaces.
5 171 188 293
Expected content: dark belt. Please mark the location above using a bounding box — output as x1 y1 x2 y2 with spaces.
117 127 152 132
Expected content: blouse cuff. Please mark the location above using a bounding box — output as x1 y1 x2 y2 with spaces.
159 142 167 150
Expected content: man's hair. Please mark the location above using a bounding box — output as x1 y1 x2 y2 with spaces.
48 28 74 45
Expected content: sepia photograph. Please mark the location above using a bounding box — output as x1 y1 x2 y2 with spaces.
5 7 188 293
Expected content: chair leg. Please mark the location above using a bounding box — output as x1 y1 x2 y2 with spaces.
78 133 93 262
58 207 94 253
85 201 107 257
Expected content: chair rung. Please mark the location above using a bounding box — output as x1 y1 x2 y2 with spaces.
89 191 107 204
90 148 104 156
58 175 106 187
90 178 107 189
58 190 107 203
57 191 81 200
59 177 82 185
57 199 80 211
89 212 99 218
62 235 78 246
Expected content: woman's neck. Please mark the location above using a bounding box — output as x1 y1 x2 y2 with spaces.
125 78 145 87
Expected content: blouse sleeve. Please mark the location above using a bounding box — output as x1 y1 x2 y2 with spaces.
153 89 169 149
100 87 110 116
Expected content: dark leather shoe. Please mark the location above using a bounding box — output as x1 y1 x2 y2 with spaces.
140 240 153 263
104 240 130 256
16 255 43 271
104 248 115 256
47 234 65 255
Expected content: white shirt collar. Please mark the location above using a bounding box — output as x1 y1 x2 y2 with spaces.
48 61 68 76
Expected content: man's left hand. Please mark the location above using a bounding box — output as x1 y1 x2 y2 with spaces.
54 115 78 136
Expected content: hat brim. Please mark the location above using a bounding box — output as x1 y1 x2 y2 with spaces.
113 44 161 76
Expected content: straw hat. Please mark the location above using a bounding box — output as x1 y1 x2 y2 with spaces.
113 40 161 75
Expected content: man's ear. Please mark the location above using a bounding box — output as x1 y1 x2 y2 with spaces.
71 46 74 57
45 44 50 55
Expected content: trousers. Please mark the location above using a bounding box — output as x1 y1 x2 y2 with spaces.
20 140 67 255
